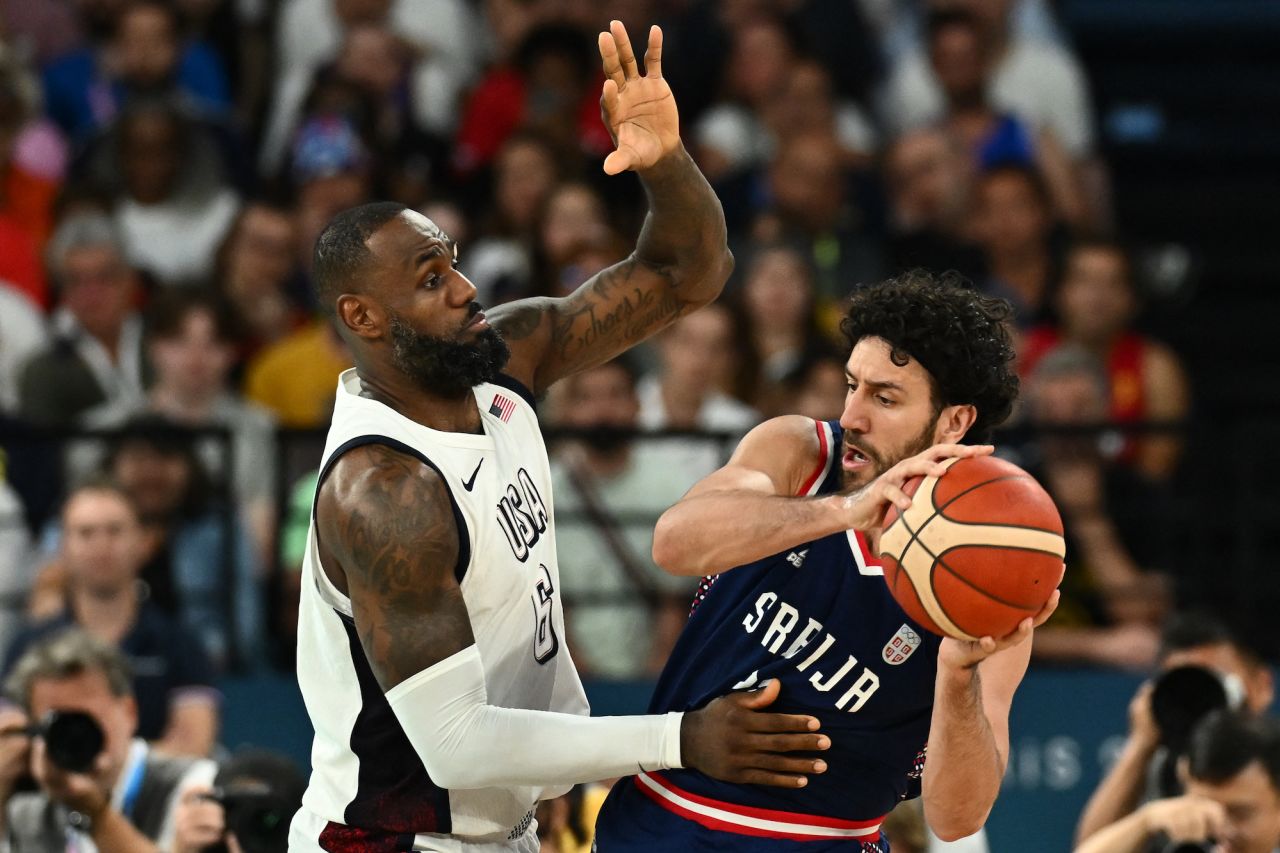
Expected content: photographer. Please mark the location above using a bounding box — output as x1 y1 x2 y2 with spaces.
0 629 216 852
169 749 305 853
1074 711 1280 853
1076 613 1274 844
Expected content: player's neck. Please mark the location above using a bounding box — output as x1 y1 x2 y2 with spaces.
358 371 484 435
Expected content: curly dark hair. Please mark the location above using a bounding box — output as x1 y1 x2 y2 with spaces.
839 270 1018 442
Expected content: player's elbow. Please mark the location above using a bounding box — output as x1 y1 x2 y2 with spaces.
924 799 990 842
931 820 986 843
652 510 705 576
675 246 734 312
419 752 490 790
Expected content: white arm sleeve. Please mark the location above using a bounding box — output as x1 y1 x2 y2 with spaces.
385 645 684 790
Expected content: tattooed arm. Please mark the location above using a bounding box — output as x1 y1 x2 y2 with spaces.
315 443 473 685
314 444 829 790
491 22 733 395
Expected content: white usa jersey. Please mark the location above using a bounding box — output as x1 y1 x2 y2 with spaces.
290 369 589 851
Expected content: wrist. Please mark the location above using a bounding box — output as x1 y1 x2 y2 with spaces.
637 143 690 179
937 658 981 688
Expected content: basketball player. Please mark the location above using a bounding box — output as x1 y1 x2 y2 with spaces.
593 271 1061 851
289 21 831 853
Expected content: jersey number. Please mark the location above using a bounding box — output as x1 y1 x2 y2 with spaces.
531 564 560 664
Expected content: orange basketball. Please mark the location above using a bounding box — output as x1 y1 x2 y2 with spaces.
879 455 1066 641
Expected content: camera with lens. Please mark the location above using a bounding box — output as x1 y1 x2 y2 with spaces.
1149 664 1244 797
29 711 105 774
198 780 294 853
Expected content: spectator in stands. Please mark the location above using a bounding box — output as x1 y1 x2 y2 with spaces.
0 629 218 851
0 0 83 67
5 480 220 756
261 0 478 176
32 418 264 674
753 130 883 307
41 0 232 142
783 351 850 423
637 303 759 434
241 117 362 428
80 98 240 287
532 182 616 300
972 163 1060 329
692 17 876 182
1076 711 1280 853
883 126 985 279
465 132 562 304
18 214 145 426
78 289 278 564
243 315 351 428
547 357 701 679
1021 345 1173 669
276 469 319 658
0 45 66 281
452 22 607 178
1021 239 1191 481
214 202 306 362
881 0 1095 162
924 7 1086 227
0 283 48 416
0 472 33 654
733 243 829 414
299 24 442 207
1076 613 1275 846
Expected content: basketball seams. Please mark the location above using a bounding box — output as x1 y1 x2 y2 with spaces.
931 548 1048 612
879 458 1065 641
890 483 977 641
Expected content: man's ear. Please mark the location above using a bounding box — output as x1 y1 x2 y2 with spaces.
337 294 382 341
935 403 977 444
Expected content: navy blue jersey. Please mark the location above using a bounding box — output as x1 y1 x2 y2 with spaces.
596 420 941 847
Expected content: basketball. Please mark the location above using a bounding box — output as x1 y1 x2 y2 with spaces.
878 455 1066 641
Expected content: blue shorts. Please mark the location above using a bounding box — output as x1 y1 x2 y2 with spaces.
593 776 890 853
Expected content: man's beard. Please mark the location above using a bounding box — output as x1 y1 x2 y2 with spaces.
840 417 938 491
388 308 511 398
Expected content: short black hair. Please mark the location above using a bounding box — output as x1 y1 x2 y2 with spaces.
312 201 406 316
1187 711 1280 791
925 7 984 42
840 270 1018 442
515 23 595 83
979 162 1053 210
1159 611 1261 667
145 288 238 343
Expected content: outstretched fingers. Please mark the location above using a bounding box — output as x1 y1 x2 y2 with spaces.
598 31 625 87
644 24 663 77
609 20 639 80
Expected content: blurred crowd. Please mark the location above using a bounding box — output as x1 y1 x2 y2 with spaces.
0 0 1208 784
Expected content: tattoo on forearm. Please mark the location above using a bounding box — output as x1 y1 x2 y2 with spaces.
553 261 683 362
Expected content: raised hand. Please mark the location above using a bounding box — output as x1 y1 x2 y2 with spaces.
597 21 679 175
680 679 830 788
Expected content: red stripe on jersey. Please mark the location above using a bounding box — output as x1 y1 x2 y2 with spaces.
796 420 830 496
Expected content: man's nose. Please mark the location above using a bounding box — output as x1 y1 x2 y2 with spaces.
840 390 870 432
450 271 478 307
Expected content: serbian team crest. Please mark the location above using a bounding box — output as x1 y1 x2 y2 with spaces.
883 624 922 665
